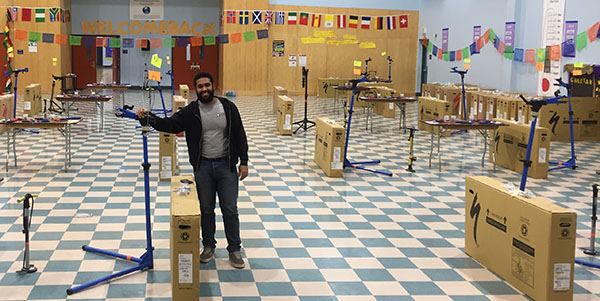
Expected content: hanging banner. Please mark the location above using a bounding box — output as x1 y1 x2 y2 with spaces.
563 20 578 58
130 0 164 20
442 27 449 51
538 0 565 96
473 25 481 54
504 22 516 47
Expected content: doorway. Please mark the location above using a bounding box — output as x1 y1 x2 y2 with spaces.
72 35 120 89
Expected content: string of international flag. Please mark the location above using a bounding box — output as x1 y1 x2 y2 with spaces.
6 6 71 23
222 10 410 30
425 21 600 71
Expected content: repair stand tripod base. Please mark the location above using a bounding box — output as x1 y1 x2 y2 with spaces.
16 265 37 274
294 67 315 134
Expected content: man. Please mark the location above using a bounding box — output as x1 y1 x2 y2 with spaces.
135 72 248 269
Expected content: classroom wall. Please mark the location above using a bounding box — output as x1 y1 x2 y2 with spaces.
420 0 600 95
71 0 219 87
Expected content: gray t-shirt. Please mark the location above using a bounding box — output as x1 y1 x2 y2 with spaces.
199 100 228 158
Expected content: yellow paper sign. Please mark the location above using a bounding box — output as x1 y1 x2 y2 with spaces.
314 30 336 39
573 69 582 76
167 60 171 65
327 40 343 46
52 57 57 62
148 70 161 81
353 68 361 75
151 54 163 69
359 42 376 49
343 35 357 40
301 37 325 44
166 56 170 60
354 60 362 67
574 62 584 68
464 58 471 63
463 64 471 69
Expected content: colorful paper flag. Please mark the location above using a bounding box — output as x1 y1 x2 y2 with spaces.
324 15 334 28
437 50 443 59
299 12 309 25
257 29 269 39
28 31 41 42
456 49 462 61
190 37 203 46
449 51 456 61
204 36 216 46
243 31 255 41
504 51 513 60
252 11 262 24
69 35 81 46
488 28 496 43
109 37 121 48
264 11 273 25
226 11 236 24
42 33 54 43
387 16 396 30
525 49 535 63
82 36 95 47
312 14 321 27
514 48 524 62
288 12 297 25
35 9 44 22
548 45 560 60
230 33 242 43
150 38 162 48
21 8 31 22
469 42 477 55
349 15 358 28
163 38 174 48
122 38 135 48
587 21 600 42
217 34 229 44
398 15 408 28
361 16 371 29
476 38 484 51
536 48 546 62
55 34 67 45
49 8 60 22
535 62 544 71
239 11 249 25
376 17 384 30
562 39 575 57
427 41 433 53
337 15 346 28
135 38 148 49
462 46 470 59
275 12 284 25
575 31 588 51
432 45 438 56
443 51 449 61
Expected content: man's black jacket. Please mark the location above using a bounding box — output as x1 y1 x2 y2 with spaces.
146 96 248 173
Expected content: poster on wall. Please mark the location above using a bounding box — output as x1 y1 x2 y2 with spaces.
130 0 164 21
299 54 307 67
289 55 297 67
28 41 37 53
538 0 565 96
273 40 284 57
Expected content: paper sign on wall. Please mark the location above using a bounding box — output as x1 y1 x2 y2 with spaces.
354 60 362 67
151 53 163 68
28 41 37 53
289 55 297 67
299 55 307 67
148 70 161 81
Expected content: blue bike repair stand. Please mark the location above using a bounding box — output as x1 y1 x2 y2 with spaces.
151 79 171 117
166 70 175 97
549 78 577 171
67 108 154 295
343 73 393 177
519 94 565 191
450 67 468 120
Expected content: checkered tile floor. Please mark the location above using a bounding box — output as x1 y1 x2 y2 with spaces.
0 90 599 300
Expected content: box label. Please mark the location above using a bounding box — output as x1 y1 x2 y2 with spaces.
24 101 31 110
283 114 291 130
478 102 483 113
388 103 394 110
512 242 535 287
538 147 546 163
485 216 507 232
161 156 172 178
553 263 571 291
178 253 193 284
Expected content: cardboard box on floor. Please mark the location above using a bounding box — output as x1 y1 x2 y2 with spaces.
371 87 398 118
317 78 350 98
179 84 190 100
0 94 14 134
170 175 200 301
24 83 42 116
538 97 600 141
465 176 576 301
276 95 293 135
272 86 287 114
172 95 188 113
159 132 179 181
437 86 462 116
490 121 550 178
355 82 394 107
417 97 454 137
314 117 345 177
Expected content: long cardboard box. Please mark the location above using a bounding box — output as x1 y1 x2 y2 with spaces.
465 176 576 301
170 175 200 301
418 96 454 137
538 97 600 141
159 132 179 181
273 86 287 114
276 95 293 135
314 117 345 177
318 78 350 98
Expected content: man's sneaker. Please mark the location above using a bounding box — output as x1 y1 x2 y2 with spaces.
228 251 245 269
200 247 215 263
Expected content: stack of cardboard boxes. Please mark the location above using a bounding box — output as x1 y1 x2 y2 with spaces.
170 175 200 301
179 84 190 100
418 96 454 136
465 176 576 301
24 83 42 116
276 95 293 135
314 117 345 177
369 86 397 118
273 86 287 114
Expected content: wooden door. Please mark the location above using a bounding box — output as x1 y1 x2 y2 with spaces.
112 46 120 84
72 43 97 89
172 38 219 95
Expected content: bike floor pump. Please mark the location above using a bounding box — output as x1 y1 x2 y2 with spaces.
16 193 39 275
406 128 417 172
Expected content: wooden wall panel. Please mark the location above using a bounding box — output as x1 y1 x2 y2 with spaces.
220 2 419 96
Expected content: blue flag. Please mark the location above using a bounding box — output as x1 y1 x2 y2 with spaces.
257 29 269 40
449 51 456 61
469 42 477 55
513 48 524 62
217 34 229 44
561 39 575 58
175 37 189 47
122 38 134 48
432 45 438 56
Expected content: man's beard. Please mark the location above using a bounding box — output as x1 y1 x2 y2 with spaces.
197 90 214 103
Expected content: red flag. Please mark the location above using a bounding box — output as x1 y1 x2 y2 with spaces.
497 40 505 55
337 14 346 28
437 50 443 59
96 37 107 47
456 49 462 61
190 37 203 46
524 49 535 63
482 29 490 43
299 12 309 26
587 21 600 42
548 45 561 60
311 14 321 27
21 8 31 22
398 15 408 28
476 37 484 51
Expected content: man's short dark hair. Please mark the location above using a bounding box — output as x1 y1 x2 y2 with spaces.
194 72 214 86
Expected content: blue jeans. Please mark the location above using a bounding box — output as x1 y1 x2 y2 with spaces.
194 158 241 253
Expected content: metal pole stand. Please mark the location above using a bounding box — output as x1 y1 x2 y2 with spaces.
16 193 39 275
387 56 393 82
549 78 577 171
293 67 315 133
12 68 28 117
450 67 468 120
67 109 154 295
519 94 566 191
406 128 417 172
583 184 599 256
